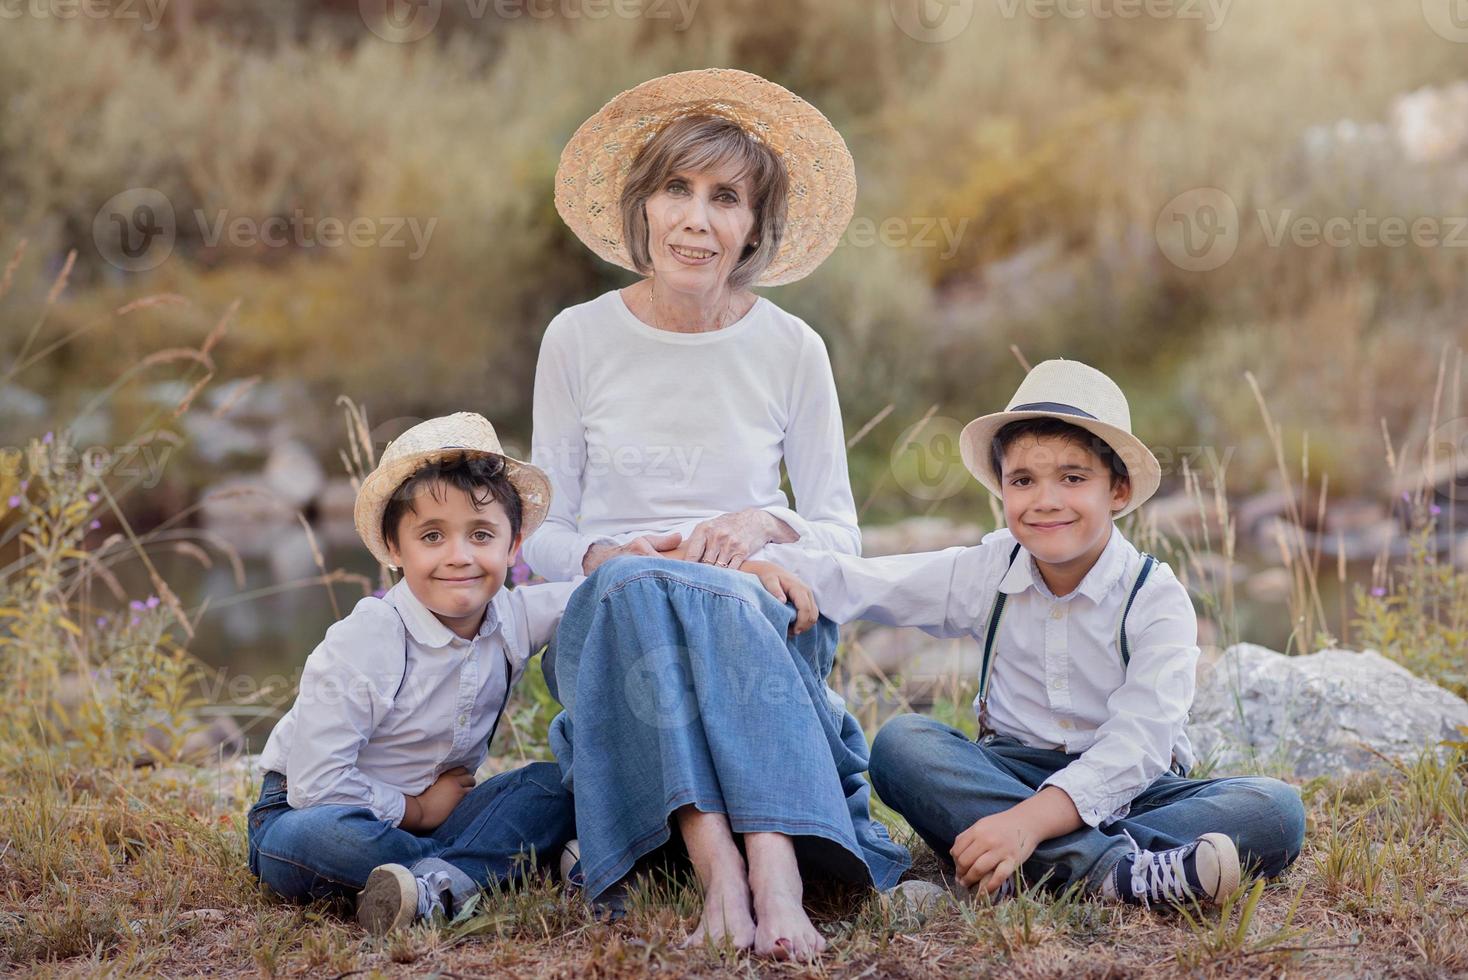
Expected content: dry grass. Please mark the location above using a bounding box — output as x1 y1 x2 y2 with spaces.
2 745 1466 978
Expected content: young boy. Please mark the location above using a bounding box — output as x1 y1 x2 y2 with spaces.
751 360 1306 907
249 413 580 934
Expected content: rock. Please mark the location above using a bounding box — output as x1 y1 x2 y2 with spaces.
1392 82 1468 164
1244 566 1293 604
0 384 48 420
1323 499 1387 536
1144 491 1226 539
181 411 265 464
1237 490 1297 536
263 439 325 510
200 476 293 528
862 517 987 558
140 713 246 765
1188 644 1468 779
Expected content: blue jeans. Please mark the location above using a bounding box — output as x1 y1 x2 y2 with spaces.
548 556 910 902
246 763 575 908
871 714 1306 893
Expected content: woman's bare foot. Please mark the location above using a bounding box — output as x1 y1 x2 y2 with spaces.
681 873 756 952
675 806 756 953
746 832 827 961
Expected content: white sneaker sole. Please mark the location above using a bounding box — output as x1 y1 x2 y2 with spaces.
1194 833 1241 903
357 863 417 936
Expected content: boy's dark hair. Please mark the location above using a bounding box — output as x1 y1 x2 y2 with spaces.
382 452 523 552
991 418 1130 487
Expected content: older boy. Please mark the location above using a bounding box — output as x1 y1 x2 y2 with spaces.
249 413 578 934
753 361 1306 907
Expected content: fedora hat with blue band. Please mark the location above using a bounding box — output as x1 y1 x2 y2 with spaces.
957 359 1162 519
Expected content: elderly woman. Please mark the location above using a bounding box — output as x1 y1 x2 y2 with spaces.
524 70 908 959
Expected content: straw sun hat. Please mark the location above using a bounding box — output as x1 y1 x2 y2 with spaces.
958 360 1162 519
555 68 857 287
353 413 551 569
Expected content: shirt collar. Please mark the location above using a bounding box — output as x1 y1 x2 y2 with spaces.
386 578 502 648
997 524 1132 602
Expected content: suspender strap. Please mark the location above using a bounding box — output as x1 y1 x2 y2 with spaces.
977 543 1023 721
1118 554 1157 667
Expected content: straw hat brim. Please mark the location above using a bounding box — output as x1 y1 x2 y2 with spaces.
958 411 1162 520
555 68 856 287
353 449 552 569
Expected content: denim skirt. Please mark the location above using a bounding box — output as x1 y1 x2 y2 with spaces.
547 556 910 902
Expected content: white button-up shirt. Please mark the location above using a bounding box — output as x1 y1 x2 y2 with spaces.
762 525 1198 828
257 577 579 826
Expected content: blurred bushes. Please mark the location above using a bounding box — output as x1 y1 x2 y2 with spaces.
4 1 1468 499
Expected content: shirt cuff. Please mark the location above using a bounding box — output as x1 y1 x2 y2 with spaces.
1040 761 1133 829
371 781 407 828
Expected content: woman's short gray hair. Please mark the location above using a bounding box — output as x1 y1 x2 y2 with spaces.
619 114 788 292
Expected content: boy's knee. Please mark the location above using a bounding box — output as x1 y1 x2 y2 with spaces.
1232 777 1307 874
870 714 946 797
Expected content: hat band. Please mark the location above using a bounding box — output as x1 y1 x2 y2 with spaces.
1009 401 1100 421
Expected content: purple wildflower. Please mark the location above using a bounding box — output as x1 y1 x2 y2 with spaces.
1402 491 1411 503
1430 504 1443 516
42 431 53 445
87 493 100 504
510 557 533 587
96 616 108 628
1371 587 1387 597
145 595 160 609
6 496 19 509
129 616 140 626
129 600 145 611
89 519 101 530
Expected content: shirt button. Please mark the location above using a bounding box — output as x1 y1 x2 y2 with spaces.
1051 607 1064 620
1059 719 1073 729
457 714 467 725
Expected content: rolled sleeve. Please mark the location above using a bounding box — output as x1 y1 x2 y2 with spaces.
1039 567 1200 828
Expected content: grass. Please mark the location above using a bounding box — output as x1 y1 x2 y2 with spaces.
2 747 1465 976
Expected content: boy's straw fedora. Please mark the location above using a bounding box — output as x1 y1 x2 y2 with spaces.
555 68 856 287
353 413 551 569
958 360 1162 519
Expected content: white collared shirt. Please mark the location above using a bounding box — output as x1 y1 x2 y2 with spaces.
257 577 579 826
761 525 1199 828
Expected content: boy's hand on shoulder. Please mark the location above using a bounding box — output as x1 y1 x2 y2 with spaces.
738 559 817 635
403 766 476 831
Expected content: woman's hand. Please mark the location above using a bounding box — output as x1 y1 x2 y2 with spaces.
402 766 476 832
737 559 818 635
582 532 684 575
683 508 797 570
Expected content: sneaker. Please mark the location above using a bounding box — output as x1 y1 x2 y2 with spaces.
559 839 583 889
356 864 454 936
1102 832 1241 908
558 839 627 922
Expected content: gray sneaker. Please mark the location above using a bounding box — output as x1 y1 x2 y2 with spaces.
356 864 454 936
1103 832 1241 908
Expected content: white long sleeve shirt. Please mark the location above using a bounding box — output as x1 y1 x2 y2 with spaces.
761 525 1199 828
522 289 861 581
256 577 579 826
